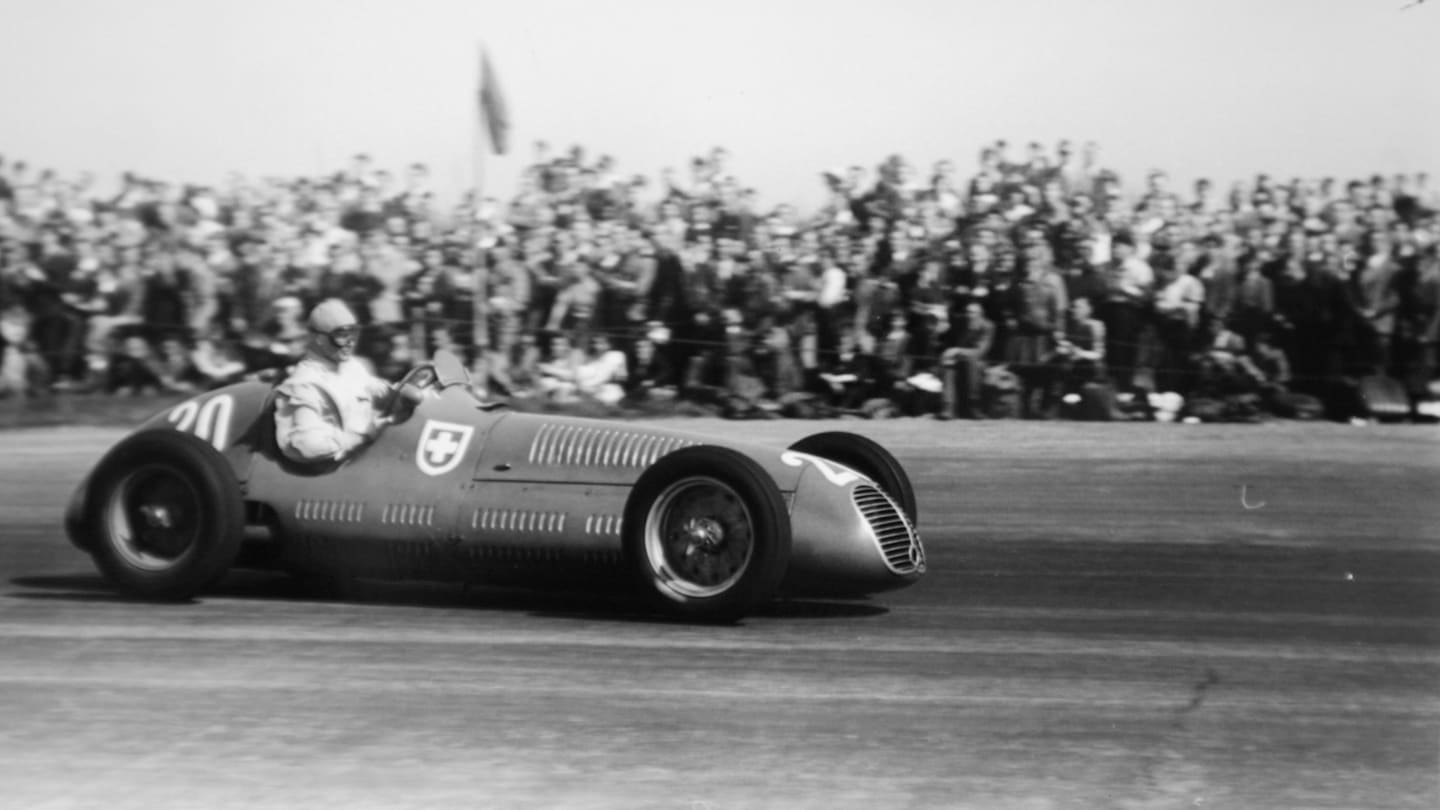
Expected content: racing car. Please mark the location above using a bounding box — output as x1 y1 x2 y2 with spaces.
64 351 924 621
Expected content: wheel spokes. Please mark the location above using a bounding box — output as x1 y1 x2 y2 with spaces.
109 467 202 570
648 478 755 598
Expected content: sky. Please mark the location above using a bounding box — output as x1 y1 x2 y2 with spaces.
1 0 1435 211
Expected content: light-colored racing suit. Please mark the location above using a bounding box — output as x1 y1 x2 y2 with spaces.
274 355 394 463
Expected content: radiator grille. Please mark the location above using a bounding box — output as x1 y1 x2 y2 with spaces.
851 484 925 575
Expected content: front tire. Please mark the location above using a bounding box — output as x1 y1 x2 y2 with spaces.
624 445 791 622
788 431 917 522
81 430 245 600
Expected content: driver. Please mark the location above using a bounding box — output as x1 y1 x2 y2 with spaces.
274 299 403 463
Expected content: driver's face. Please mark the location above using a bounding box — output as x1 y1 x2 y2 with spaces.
314 326 359 363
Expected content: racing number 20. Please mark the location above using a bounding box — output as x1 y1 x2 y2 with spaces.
779 451 861 488
168 395 234 451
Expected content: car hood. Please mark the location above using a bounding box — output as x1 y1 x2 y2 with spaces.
471 411 812 492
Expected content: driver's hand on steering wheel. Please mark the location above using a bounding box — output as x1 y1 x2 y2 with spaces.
396 382 430 404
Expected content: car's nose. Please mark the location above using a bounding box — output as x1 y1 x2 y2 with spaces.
780 465 925 597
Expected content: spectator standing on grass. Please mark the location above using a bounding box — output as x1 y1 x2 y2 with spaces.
431 244 479 356
1150 251 1205 395
484 243 530 391
688 240 740 393
1273 243 1354 410
230 239 280 336
364 231 410 331
1228 249 1275 345
814 244 851 373
523 233 565 340
1057 232 1107 308
138 245 191 347
1099 231 1153 392
776 236 821 386
1389 239 1440 416
546 252 601 352
27 229 81 389
1003 232 1068 416
905 258 950 368
860 310 911 408
979 245 1018 362
1354 229 1398 373
589 230 637 344
1195 235 1237 340
645 233 701 393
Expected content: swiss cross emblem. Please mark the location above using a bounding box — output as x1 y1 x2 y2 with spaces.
415 420 475 476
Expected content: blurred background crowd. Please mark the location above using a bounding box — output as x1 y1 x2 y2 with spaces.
1 139 1437 422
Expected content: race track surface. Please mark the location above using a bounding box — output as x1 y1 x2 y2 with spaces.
1 420 1437 809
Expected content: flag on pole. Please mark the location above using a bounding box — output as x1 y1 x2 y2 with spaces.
478 48 510 156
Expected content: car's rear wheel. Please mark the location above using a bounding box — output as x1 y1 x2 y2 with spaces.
82 430 245 600
788 431 917 522
624 446 790 622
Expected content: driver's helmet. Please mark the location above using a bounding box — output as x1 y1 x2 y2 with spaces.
308 299 359 334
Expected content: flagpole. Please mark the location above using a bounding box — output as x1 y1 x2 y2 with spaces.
471 43 491 391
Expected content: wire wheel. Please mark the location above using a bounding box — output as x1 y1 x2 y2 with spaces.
624 445 791 622
103 465 205 572
644 475 755 600
82 430 245 600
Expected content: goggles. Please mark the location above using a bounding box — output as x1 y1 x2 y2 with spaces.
315 325 359 343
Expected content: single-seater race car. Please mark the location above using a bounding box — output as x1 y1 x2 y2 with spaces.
64 351 925 621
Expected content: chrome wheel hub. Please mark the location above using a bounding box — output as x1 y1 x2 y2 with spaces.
105 466 201 572
139 505 174 530
682 516 725 553
644 476 754 600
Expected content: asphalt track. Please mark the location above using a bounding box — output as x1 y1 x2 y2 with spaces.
0 420 1437 810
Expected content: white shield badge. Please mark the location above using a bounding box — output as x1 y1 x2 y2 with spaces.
415 420 475 477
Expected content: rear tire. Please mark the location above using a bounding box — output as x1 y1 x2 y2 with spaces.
81 430 245 600
788 431 917 522
624 445 791 622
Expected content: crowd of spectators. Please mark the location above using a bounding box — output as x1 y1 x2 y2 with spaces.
2 139 1438 423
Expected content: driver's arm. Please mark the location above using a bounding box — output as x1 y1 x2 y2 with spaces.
367 376 399 400
367 377 403 413
376 374 431 412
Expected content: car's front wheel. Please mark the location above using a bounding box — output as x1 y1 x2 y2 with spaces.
624 445 791 622
788 431 917 522
81 430 245 600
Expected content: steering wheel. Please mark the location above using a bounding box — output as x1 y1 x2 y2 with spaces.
384 363 440 422
385 352 478 420
395 363 441 394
